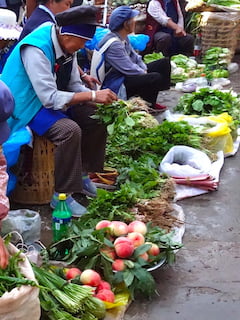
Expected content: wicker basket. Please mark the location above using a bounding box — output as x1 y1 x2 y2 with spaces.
200 12 240 61
11 135 55 205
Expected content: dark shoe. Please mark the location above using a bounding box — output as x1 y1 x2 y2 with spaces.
82 175 97 197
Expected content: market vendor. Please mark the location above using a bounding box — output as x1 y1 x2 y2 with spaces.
97 5 171 111
19 0 99 90
144 0 194 57
0 80 15 269
1 5 118 217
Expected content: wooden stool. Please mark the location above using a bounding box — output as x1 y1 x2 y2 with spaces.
11 135 55 205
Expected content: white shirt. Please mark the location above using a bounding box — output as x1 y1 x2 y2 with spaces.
147 0 184 28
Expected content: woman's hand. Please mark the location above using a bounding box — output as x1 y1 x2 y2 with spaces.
0 236 9 269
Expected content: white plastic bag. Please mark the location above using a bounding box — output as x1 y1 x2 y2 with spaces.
159 145 212 177
1 209 41 244
0 243 41 320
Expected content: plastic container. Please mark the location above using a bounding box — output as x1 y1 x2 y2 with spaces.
52 193 72 242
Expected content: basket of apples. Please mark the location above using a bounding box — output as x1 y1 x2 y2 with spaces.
97 220 165 272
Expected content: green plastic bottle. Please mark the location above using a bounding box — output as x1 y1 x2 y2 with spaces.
52 193 72 242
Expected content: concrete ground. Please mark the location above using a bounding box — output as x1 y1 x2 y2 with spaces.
10 56 240 320
124 56 240 320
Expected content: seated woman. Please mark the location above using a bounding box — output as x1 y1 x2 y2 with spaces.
98 5 171 111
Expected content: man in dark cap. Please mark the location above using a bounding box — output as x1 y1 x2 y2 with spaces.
19 0 99 90
1 5 118 216
0 80 15 269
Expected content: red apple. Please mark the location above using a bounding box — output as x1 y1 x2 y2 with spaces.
100 246 116 260
95 220 111 230
109 221 128 237
146 242 160 256
112 259 126 271
97 280 111 292
114 237 134 258
128 221 147 235
65 267 82 280
95 289 115 303
138 252 149 261
127 232 145 248
80 269 101 287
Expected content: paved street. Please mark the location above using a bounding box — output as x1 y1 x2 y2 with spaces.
124 56 240 320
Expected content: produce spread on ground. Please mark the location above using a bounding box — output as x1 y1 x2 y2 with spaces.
1 8 240 318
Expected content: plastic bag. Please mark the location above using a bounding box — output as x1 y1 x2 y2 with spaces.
164 111 234 154
128 34 150 51
1 209 41 244
3 127 31 195
0 243 41 320
159 145 212 177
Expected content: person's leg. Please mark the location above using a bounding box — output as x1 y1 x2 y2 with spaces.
177 34 194 56
69 103 107 173
153 31 172 57
124 72 162 107
43 118 83 194
147 57 171 90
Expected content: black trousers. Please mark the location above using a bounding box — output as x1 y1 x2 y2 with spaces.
153 32 194 57
124 57 171 107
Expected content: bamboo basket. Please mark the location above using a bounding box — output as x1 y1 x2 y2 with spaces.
11 135 55 205
200 12 240 61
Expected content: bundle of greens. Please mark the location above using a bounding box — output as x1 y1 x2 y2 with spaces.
0 250 38 297
143 52 164 64
204 0 240 9
202 47 230 79
32 264 106 319
170 54 204 83
174 87 240 124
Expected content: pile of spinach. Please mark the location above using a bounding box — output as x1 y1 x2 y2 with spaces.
174 87 240 125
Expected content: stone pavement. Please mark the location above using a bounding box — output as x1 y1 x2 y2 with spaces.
124 57 240 319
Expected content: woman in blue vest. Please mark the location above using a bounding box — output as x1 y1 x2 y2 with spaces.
98 6 171 111
1 6 117 216
145 0 194 57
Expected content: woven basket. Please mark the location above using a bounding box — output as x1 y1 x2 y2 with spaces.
11 135 55 205
200 12 240 61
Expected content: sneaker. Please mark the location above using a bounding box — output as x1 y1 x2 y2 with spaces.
82 175 97 197
50 194 87 217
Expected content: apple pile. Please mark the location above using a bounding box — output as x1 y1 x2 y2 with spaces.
96 220 160 271
64 267 115 303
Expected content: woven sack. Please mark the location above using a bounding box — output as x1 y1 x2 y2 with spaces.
200 12 240 61
0 243 41 320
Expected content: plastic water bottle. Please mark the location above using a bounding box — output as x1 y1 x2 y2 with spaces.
193 33 202 58
52 193 72 242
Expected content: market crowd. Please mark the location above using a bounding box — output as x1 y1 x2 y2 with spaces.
0 0 193 267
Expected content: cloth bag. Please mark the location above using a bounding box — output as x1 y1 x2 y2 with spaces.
0 243 41 320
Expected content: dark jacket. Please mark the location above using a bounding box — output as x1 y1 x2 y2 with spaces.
19 7 55 41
